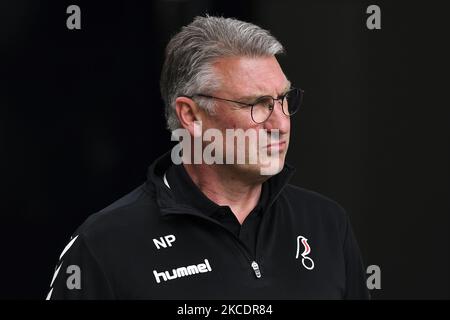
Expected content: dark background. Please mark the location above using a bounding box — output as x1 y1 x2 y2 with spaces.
1 0 449 299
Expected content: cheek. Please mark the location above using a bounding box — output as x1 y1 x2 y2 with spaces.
283 117 291 133
220 111 254 130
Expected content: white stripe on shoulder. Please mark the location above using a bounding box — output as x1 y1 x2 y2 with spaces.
163 172 171 189
50 262 63 288
45 287 53 300
59 235 79 260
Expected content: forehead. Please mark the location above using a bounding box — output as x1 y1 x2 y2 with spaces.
212 56 289 97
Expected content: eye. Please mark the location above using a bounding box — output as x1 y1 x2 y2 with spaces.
254 96 274 109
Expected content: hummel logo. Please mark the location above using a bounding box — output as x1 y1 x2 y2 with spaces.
153 259 212 283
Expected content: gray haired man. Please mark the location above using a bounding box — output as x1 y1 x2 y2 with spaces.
47 16 369 300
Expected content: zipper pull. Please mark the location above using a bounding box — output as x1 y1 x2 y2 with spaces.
251 261 262 278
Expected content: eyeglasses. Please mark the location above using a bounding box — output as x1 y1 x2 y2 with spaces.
181 87 304 124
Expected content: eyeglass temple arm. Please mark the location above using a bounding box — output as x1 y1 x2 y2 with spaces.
187 94 254 107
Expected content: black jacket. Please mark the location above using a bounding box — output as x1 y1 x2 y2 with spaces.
46 152 370 299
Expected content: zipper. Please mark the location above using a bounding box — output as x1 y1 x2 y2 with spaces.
161 206 263 279
251 261 261 278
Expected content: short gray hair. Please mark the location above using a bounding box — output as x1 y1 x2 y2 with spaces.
160 15 285 131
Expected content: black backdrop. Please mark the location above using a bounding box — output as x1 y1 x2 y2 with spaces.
2 0 449 299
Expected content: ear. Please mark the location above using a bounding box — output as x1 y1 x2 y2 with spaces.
175 96 202 136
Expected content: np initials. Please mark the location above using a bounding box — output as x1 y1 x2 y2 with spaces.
153 234 176 249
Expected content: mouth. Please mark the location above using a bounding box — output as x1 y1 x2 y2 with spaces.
263 140 287 152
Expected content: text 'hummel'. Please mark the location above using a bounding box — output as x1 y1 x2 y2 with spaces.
153 259 212 283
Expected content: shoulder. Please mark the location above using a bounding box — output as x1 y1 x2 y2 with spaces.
283 184 347 214
281 184 349 233
73 184 159 248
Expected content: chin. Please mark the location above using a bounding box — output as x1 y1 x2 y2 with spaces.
258 157 284 176
257 148 286 176
234 155 285 179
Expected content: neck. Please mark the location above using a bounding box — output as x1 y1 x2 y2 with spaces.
183 163 265 224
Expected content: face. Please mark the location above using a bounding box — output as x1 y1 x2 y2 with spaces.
200 56 291 179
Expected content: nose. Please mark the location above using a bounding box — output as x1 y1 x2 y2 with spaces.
263 99 290 134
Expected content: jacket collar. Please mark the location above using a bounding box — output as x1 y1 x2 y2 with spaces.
145 151 296 216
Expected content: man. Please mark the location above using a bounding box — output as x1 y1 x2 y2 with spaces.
47 16 369 299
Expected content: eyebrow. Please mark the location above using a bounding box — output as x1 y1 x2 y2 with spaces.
236 80 292 102
280 80 292 95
